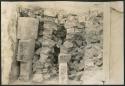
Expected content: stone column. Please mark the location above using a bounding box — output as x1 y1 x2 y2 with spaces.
17 17 39 81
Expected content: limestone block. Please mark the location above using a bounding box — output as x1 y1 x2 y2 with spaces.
67 28 75 34
63 41 73 49
42 39 56 47
39 53 48 63
60 45 69 54
57 11 66 24
64 21 78 28
43 74 51 80
42 69 48 73
42 35 52 40
66 33 74 40
59 53 71 63
44 9 57 17
17 39 35 62
35 48 42 55
86 30 100 43
19 61 32 81
40 47 52 55
75 28 83 33
78 15 86 23
44 21 57 30
64 15 79 28
17 17 39 40
59 63 68 84
43 16 55 22
32 74 43 82
33 60 44 70
42 29 53 35
84 59 94 70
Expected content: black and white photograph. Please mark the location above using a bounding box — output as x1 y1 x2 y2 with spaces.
1 1 124 85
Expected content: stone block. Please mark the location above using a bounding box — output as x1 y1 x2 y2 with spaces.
17 39 35 62
59 53 71 63
42 35 52 40
44 9 57 17
66 33 75 40
64 15 79 28
63 41 73 49
40 47 52 55
43 16 55 22
19 61 32 81
44 21 57 30
39 54 48 63
75 28 83 33
77 22 85 29
42 29 53 35
60 45 69 54
32 74 44 82
67 28 75 34
59 63 68 84
42 39 56 47
43 74 51 80
17 17 39 40
35 48 42 55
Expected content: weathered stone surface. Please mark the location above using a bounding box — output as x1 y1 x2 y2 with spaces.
44 16 55 22
66 33 75 40
17 39 35 62
42 35 52 39
38 29 43 36
86 30 100 43
35 41 41 49
44 21 57 30
67 28 75 33
35 48 42 55
59 63 68 84
37 37 43 44
33 55 39 63
42 39 56 47
40 47 52 55
64 15 79 28
39 54 48 63
42 29 53 35
44 9 57 17
19 61 32 81
17 17 39 40
59 53 71 63
32 74 44 82
63 41 73 49
43 74 51 80
84 59 94 70
78 15 86 23
60 45 72 54
75 28 83 33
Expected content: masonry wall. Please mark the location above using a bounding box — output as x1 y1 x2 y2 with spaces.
1 2 124 85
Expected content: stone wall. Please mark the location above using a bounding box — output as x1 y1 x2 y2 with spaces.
1 2 124 85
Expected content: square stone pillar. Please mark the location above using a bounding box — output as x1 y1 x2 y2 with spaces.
17 17 39 81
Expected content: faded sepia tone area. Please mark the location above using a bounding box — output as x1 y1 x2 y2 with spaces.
1 1 124 85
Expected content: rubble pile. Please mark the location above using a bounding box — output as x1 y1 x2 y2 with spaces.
18 6 103 82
